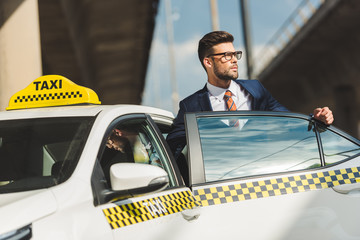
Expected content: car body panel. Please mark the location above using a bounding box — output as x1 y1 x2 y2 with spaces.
102 187 200 239
0 189 57 234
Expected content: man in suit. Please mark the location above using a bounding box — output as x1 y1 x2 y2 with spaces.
166 31 334 161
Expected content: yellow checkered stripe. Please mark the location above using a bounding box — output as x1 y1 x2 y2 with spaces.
13 91 82 103
194 166 360 207
103 190 200 229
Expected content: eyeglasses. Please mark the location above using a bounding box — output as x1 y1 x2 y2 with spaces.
207 51 242 61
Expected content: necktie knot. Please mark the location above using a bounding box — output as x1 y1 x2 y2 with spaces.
224 90 232 99
224 90 237 111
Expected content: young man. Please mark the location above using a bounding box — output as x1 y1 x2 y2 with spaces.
166 31 334 160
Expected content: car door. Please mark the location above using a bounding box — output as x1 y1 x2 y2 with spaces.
91 114 201 240
185 111 360 240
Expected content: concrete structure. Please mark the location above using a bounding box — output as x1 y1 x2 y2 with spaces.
257 0 360 138
0 0 158 110
0 0 42 110
1 0 359 139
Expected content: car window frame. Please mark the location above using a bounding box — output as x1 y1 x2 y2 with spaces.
184 111 352 186
316 123 360 166
146 114 184 185
91 113 182 206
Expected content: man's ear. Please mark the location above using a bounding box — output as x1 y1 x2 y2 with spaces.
203 57 212 68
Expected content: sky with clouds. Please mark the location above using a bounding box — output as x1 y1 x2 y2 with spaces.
142 0 321 114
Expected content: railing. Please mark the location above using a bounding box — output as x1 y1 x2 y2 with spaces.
253 0 325 77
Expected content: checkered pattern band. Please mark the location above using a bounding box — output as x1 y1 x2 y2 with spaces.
194 166 360 207
13 91 82 103
103 190 200 229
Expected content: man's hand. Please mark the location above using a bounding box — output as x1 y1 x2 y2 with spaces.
313 107 334 125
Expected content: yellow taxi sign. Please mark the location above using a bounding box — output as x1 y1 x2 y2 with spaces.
6 75 101 110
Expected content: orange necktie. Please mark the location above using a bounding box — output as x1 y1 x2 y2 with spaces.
224 90 239 127
224 90 237 111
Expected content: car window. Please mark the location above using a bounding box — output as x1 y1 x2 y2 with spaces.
99 118 176 187
319 128 360 165
197 116 321 182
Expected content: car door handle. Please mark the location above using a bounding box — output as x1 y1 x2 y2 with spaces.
181 207 201 221
333 182 360 195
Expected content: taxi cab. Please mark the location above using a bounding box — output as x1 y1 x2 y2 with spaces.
0 75 360 240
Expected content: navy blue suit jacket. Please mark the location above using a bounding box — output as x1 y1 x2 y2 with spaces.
166 79 288 158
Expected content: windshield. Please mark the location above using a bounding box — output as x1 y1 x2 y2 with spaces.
0 117 94 193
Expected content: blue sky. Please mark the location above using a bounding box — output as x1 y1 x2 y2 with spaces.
142 0 319 114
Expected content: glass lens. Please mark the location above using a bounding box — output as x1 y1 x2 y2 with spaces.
224 52 233 60
224 52 242 60
236 51 242 60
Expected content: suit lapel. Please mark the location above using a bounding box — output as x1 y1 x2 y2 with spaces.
237 80 258 110
198 85 213 111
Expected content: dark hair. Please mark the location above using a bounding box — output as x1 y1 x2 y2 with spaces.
198 31 234 69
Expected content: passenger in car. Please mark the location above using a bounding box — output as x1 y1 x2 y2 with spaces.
105 129 130 153
101 129 134 183
101 127 164 184
166 31 334 178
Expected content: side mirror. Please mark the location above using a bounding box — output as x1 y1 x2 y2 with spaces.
102 163 169 202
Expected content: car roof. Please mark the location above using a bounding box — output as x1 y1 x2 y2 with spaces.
0 104 174 121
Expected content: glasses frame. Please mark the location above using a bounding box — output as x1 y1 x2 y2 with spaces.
207 51 242 61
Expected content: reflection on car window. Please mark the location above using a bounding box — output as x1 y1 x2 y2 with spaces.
100 118 175 187
319 128 360 165
0 117 94 193
197 116 321 182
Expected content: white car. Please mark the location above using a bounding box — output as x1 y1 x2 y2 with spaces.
0 75 359 240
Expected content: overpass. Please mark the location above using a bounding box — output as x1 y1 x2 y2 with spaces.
0 0 158 108
254 0 360 138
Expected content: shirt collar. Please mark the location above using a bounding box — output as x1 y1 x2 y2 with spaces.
207 80 238 100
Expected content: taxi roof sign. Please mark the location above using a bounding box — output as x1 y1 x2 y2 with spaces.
6 75 101 110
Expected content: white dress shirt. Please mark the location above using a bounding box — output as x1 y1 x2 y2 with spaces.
206 80 252 111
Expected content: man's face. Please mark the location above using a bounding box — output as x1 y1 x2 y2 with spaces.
106 133 126 152
210 42 238 81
